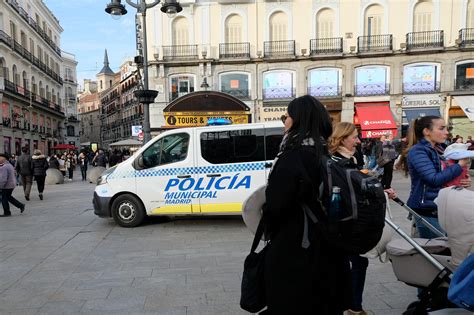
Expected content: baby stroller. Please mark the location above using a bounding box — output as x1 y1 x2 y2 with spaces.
384 198 471 314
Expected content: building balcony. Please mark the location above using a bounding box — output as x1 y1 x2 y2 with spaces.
162 45 198 61
220 88 251 100
263 40 296 58
406 30 444 51
308 86 342 98
263 87 296 100
219 42 250 59
6 0 61 56
309 37 343 55
354 83 390 96
403 82 441 94
459 28 474 48
357 34 393 53
454 79 474 91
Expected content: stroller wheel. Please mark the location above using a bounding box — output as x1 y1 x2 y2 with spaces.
403 300 427 315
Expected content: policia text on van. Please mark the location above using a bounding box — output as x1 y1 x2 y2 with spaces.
93 122 284 227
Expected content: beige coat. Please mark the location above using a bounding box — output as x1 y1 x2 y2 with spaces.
436 187 474 266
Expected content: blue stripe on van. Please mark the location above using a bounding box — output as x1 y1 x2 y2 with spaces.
108 162 266 179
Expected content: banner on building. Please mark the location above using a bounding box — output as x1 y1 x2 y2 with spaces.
164 112 250 127
131 125 142 136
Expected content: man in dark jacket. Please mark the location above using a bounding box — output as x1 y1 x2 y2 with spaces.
15 147 33 201
93 150 108 167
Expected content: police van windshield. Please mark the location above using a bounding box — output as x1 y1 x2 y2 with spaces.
142 133 190 168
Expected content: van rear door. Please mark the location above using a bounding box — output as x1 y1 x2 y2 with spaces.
195 124 267 214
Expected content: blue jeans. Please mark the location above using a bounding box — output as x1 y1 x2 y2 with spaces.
415 215 445 239
349 255 369 311
368 156 377 169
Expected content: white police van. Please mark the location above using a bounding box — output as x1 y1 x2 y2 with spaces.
93 122 284 227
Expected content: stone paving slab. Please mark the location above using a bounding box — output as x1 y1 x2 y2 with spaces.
0 172 435 314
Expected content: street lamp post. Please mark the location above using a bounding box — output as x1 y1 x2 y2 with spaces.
105 0 182 144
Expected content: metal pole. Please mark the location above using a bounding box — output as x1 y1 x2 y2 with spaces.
141 8 151 144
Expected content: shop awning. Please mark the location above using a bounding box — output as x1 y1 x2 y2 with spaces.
404 108 441 123
355 103 397 138
452 96 474 121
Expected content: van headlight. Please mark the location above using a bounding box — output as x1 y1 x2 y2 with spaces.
97 174 109 185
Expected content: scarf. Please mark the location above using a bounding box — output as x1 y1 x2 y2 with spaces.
337 146 358 164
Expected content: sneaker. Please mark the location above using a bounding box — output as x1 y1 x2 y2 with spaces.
39 193 43 200
20 204 25 213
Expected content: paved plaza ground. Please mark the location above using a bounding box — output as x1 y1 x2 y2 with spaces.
0 171 426 314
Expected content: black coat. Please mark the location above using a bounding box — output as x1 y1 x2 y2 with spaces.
31 155 49 176
262 146 351 314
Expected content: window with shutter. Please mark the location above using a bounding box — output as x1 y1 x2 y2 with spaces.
364 4 383 35
413 1 433 32
270 12 288 41
172 17 189 46
317 8 334 38
225 14 242 43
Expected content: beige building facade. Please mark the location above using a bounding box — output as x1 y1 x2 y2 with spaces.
140 0 474 138
0 0 66 155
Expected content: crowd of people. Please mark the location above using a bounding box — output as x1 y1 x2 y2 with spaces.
0 147 132 217
257 95 473 314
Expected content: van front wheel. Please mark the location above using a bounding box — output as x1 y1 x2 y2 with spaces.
111 194 145 227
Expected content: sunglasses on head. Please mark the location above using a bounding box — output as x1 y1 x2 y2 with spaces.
281 114 288 123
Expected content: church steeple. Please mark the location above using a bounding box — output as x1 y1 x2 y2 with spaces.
98 49 114 75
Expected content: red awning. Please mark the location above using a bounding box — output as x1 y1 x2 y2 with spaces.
51 144 78 150
355 103 397 130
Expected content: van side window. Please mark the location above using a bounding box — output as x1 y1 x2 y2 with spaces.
142 133 190 168
201 129 265 164
265 127 285 160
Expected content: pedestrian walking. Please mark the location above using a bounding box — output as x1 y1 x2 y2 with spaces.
49 154 60 169
261 95 351 314
0 152 25 216
15 147 33 201
31 149 49 200
78 151 88 181
399 116 471 238
92 149 107 168
66 153 75 181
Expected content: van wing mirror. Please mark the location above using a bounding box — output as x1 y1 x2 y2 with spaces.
135 155 145 169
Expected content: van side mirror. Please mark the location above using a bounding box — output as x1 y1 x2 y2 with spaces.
134 155 144 169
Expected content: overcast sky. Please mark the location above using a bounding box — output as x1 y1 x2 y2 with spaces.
43 0 136 91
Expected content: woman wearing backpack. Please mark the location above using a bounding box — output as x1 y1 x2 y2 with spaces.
262 95 351 314
400 116 471 238
329 122 398 315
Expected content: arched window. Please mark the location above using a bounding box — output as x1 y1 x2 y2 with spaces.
225 14 242 44
22 71 27 88
31 76 36 94
355 65 390 96
0 58 8 79
12 65 18 85
403 62 440 94
413 0 433 32
219 72 250 99
67 125 75 137
455 60 474 90
39 81 44 97
52 88 56 103
172 17 189 46
316 8 334 39
468 0 474 28
308 68 342 97
263 70 295 99
269 11 288 41
364 4 383 35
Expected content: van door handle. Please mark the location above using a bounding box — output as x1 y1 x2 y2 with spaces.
206 174 221 177
177 175 191 178
265 162 273 168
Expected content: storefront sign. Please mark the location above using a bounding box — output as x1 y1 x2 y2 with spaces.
259 106 287 122
361 129 398 139
131 125 142 136
402 94 442 107
164 112 250 127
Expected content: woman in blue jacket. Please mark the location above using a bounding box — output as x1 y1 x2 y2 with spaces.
401 116 470 238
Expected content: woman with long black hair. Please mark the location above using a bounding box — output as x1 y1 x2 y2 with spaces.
262 95 351 314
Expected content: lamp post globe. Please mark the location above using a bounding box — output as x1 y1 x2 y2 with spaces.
105 0 127 18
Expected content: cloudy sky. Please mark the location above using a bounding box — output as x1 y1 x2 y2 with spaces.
43 0 136 90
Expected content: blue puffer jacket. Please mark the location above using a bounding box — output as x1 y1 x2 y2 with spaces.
407 139 463 217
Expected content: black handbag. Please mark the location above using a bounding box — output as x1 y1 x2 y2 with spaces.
240 218 268 313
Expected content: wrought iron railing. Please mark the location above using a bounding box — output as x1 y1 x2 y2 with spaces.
403 81 441 94
220 88 251 100
219 42 250 59
454 79 474 91
459 28 474 47
354 83 390 96
162 45 198 60
358 34 393 53
307 86 342 98
6 0 61 56
0 31 62 84
263 87 296 99
310 37 343 55
406 30 444 50
264 40 295 58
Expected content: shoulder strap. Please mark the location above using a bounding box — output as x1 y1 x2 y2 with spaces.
250 218 265 253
